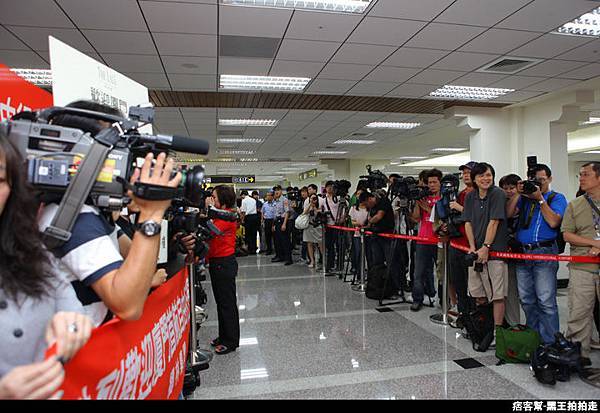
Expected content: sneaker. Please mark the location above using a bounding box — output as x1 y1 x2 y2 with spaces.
410 302 423 312
591 340 600 351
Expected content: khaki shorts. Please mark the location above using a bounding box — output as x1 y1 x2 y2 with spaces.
468 260 508 302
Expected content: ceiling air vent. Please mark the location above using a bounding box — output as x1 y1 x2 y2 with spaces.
477 57 543 75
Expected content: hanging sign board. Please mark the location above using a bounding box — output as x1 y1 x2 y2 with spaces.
0 63 53 122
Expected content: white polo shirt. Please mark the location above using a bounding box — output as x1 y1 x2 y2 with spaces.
240 196 258 215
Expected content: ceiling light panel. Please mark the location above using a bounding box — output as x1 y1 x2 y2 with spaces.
217 150 256 155
554 7 600 37
219 119 278 127
582 117 600 125
333 139 376 145
9 68 52 86
396 156 427 160
313 150 347 154
585 150 600 154
365 122 421 129
221 0 371 14
217 138 265 143
429 85 514 101
431 147 468 152
220 75 311 92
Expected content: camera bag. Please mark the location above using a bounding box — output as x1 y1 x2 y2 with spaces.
365 264 395 300
495 324 541 364
461 303 495 352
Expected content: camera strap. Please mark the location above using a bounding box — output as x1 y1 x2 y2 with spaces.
520 191 556 230
43 128 120 249
584 194 600 235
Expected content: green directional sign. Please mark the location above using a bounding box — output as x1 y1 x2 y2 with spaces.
299 169 317 181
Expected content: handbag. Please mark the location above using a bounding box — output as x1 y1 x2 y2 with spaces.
295 213 310 230
496 324 541 363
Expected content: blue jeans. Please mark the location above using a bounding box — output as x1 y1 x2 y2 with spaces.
412 244 438 304
516 244 560 344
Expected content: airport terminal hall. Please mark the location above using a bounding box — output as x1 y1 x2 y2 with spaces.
4 0 600 403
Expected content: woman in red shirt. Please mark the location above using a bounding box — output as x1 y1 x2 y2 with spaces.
206 185 239 355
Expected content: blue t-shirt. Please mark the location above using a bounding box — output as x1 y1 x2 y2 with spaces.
516 191 568 244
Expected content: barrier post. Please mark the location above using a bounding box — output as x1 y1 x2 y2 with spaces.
322 225 327 276
352 228 367 292
430 241 449 326
187 262 200 365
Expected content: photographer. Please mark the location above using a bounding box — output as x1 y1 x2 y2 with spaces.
323 181 340 273
0 133 93 399
299 187 309 263
506 164 567 343
410 169 442 311
39 101 183 325
240 190 259 255
499 173 524 326
562 162 600 366
303 194 324 268
362 191 395 271
205 186 239 355
349 189 368 275
388 174 411 294
448 162 476 317
272 185 293 266
463 162 509 344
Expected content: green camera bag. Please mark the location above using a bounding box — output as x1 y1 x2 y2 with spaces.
496 325 541 364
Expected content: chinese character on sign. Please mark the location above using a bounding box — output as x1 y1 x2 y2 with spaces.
96 359 126 399
138 332 155 399
547 401 557 412
514 402 524 411
577 402 588 412
118 348 141 399
557 402 567 411
0 97 32 122
533 401 544 411
524 401 534 412
568 402 578 412
589 402 598 412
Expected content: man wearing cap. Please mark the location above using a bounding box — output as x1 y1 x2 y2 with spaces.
448 161 476 318
262 191 276 255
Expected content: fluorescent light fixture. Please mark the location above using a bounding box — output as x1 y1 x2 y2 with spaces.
366 122 420 129
257 175 284 180
431 147 468 152
396 156 427 160
430 85 514 101
333 139 376 145
219 119 278 127
240 368 269 380
554 7 600 37
220 74 310 92
9 68 52 86
239 337 258 346
238 305 246 310
217 138 265 143
583 117 600 125
584 150 600 154
216 158 236 162
239 158 260 162
221 0 371 14
313 150 347 155
217 150 255 155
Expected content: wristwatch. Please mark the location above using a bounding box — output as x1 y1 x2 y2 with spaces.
135 220 162 237
538 199 545 205
483 243 492 249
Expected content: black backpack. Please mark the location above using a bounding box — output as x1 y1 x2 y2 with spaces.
365 264 395 300
460 303 495 352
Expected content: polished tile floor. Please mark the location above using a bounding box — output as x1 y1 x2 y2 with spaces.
192 254 600 400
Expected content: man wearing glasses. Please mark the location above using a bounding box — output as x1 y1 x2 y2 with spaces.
506 164 567 343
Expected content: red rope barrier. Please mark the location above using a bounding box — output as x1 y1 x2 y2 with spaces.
325 225 600 264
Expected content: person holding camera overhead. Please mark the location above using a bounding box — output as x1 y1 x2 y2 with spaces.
303 194 325 268
323 181 340 274
0 132 93 399
506 164 567 344
463 162 509 346
205 186 240 355
38 101 183 326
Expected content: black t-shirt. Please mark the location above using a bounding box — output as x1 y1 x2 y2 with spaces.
463 186 508 252
369 197 395 233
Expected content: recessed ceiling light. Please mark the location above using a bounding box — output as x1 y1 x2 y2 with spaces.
313 150 348 155
554 7 600 37
218 150 255 155
219 119 278 127
221 0 371 14
365 122 421 129
584 150 600 154
239 158 260 162
431 147 468 152
333 139 376 145
217 138 265 143
429 85 514 101
583 117 600 125
8 68 52 86
220 74 311 92
396 156 427 160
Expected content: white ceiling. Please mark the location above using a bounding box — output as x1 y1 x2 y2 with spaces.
2 0 600 171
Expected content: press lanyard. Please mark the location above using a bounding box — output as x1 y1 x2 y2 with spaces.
584 194 600 239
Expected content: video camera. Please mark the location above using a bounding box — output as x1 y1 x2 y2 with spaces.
523 155 541 195
358 165 388 191
286 187 301 202
332 179 352 198
389 176 430 202
435 174 462 238
1 105 209 211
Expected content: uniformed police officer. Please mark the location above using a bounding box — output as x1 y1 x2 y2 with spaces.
262 190 276 255
271 185 293 265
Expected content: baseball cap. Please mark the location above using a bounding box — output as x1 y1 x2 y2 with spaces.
459 161 477 171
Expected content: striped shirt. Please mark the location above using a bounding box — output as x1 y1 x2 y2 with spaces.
39 204 123 326
262 201 276 220
273 197 290 218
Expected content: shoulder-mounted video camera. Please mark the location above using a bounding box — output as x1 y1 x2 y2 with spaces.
435 174 462 238
332 179 352 198
358 165 387 192
389 176 430 202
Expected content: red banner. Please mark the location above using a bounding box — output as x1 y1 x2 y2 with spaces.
0 63 53 122
47 268 191 400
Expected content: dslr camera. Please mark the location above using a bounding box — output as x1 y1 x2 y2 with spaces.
465 252 484 273
522 155 541 195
